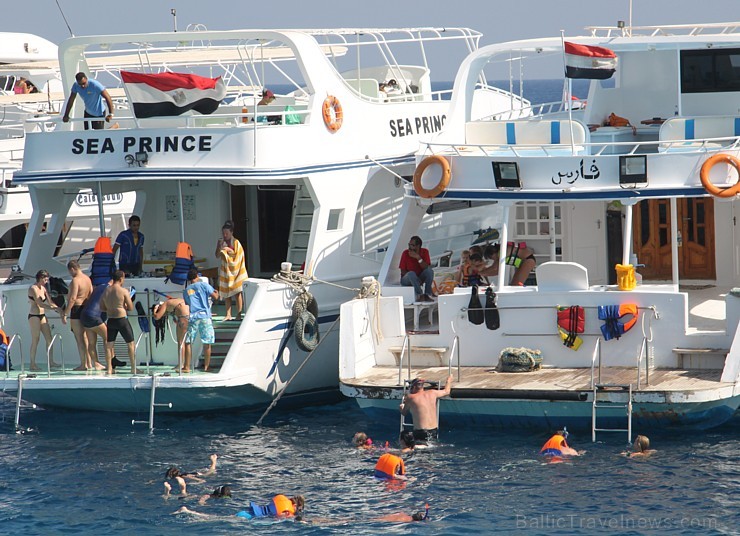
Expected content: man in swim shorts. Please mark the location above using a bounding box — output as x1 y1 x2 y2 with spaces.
80 280 110 371
183 268 218 372
102 270 136 375
65 260 100 370
399 375 453 444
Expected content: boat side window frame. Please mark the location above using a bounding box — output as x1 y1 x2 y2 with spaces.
680 47 740 94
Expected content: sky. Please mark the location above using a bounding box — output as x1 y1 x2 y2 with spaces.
3 0 738 78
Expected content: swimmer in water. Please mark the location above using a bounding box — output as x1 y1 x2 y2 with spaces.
540 429 584 458
175 494 304 519
198 485 232 505
353 432 373 449
163 453 218 495
623 435 656 459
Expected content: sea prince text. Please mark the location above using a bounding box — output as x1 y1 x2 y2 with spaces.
71 135 213 155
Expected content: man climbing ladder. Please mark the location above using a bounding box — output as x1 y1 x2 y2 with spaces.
399 375 453 444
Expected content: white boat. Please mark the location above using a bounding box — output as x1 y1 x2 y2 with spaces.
0 27 527 421
0 34 135 264
339 22 740 432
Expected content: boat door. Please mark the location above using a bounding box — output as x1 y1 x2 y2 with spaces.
633 198 715 280
238 185 295 277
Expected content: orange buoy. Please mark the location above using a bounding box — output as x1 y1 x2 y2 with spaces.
700 153 740 198
413 155 451 198
322 96 343 132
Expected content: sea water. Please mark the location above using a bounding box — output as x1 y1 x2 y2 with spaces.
2 80 738 535
1 399 739 535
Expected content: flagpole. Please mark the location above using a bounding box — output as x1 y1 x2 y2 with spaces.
560 31 576 156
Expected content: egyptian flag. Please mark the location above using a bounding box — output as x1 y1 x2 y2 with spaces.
564 42 617 80
121 71 226 118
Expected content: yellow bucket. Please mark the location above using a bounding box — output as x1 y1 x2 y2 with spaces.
615 264 636 291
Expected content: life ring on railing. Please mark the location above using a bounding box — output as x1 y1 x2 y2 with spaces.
322 96 343 132
413 155 451 198
294 310 319 352
700 153 740 198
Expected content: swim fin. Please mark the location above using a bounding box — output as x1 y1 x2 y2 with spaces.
484 287 500 330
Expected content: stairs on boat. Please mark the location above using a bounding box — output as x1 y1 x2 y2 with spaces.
672 347 729 370
207 318 240 370
285 186 315 268
591 383 633 444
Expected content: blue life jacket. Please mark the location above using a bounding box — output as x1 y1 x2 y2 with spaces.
91 237 117 286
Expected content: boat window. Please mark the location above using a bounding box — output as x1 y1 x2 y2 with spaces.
639 202 650 247
327 209 344 231
681 48 740 93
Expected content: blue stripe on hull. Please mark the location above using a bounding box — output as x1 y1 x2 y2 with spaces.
16 385 342 414
355 397 739 431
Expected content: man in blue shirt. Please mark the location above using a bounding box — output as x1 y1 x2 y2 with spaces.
112 215 145 276
183 268 218 372
62 71 114 130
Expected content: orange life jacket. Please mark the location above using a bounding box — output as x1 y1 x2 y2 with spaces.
540 434 567 456
271 495 295 517
374 453 405 479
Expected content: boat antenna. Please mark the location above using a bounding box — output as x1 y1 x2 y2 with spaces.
171 8 178 32
55 0 75 37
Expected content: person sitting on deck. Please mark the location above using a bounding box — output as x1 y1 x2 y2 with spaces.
481 242 536 286
400 236 434 303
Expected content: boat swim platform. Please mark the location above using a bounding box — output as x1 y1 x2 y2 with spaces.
1 365 214 381
343 365 730 395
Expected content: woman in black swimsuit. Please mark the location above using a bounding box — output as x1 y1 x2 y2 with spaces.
28 270 64 371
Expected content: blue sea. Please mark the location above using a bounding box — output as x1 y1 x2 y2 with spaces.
2 79 738 535
2 399 739 535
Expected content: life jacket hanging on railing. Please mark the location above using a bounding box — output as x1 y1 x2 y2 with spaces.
166 242 195 285
90 237 117 286
598 304 638 341
557 305 585 350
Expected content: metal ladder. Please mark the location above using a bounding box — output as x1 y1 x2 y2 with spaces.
132 374 172 432
13 374 38 432
591 383 633 443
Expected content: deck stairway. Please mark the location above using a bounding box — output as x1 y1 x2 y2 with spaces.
285 186 315 268
207 318 241 370
591 383 633 443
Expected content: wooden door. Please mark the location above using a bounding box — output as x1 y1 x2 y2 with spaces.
633 198 715 280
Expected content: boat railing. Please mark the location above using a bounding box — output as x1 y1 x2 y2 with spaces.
590 337 602 389
450 334 460 382
420 133 740 159
49 106 312 130
134 331 150 374
46 333 64 378
586 22 740 39
397 333 410 385
476 99 569 122
7 334 23 377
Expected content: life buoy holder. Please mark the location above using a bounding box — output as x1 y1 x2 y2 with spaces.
322 96 343 132
413 155 451 198
700 153 740 198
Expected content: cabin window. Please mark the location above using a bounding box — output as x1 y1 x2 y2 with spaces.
327 209 344 231
681 47 740 93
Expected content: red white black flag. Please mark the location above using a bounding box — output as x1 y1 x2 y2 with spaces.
121 71 226 118
564 42 617 80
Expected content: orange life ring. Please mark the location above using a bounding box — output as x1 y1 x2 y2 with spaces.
413 155 451 198
700 153 740 198
322 96 343 132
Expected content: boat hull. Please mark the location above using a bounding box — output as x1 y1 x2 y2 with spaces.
347 388 740 430
5 376 342 414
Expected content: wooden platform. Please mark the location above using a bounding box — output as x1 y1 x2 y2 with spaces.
345 365 728 392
